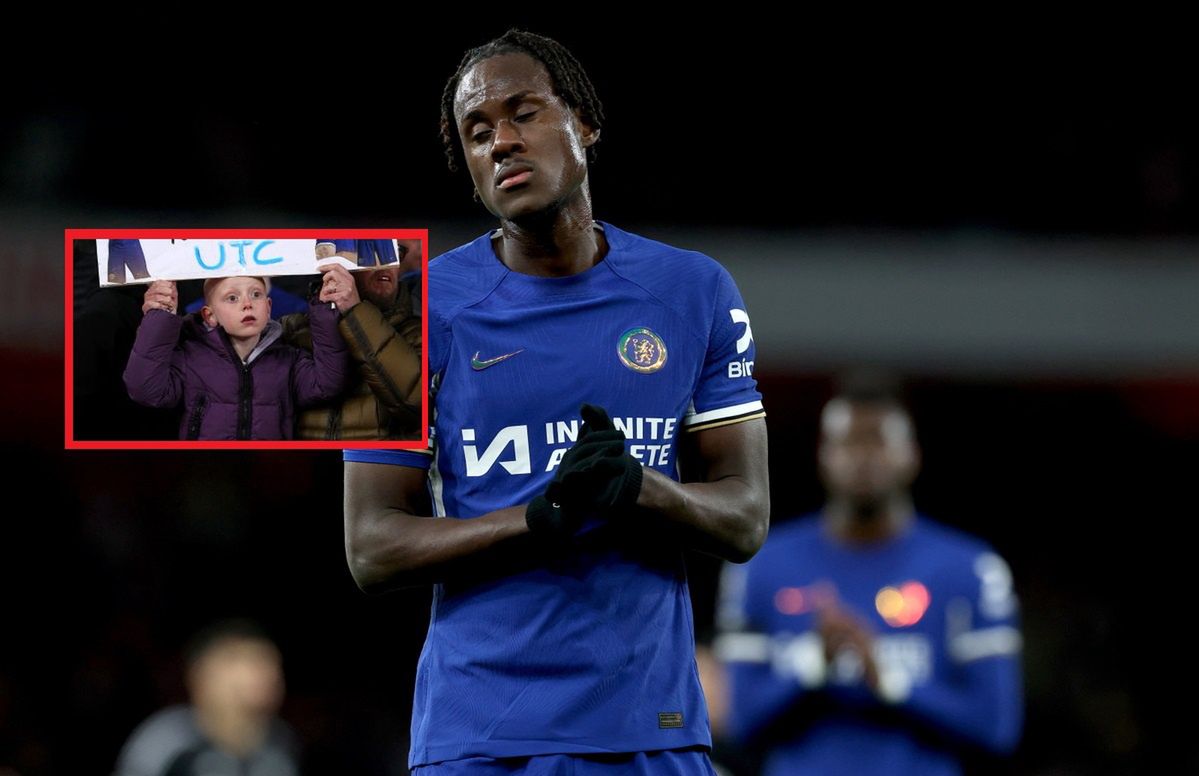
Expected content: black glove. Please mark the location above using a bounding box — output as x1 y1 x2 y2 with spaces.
525 403 643 537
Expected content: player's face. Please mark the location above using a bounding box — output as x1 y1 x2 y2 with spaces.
190 637 284 716
454 53 598 221
202 277 271 340
819 401 920 503
355 266 402 309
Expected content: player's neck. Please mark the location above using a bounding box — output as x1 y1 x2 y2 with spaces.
824 495 914 544
495 199 606 277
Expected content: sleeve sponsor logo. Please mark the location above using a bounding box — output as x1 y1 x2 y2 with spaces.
728 309 754 378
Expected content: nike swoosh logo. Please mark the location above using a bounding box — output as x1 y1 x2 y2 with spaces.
471 349 525 370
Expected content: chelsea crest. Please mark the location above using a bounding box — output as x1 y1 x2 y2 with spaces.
618 327 668 374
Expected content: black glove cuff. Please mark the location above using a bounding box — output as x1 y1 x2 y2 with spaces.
525 494 562 535
620 455 644 508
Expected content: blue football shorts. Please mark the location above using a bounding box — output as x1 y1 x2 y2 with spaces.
411 747 716 775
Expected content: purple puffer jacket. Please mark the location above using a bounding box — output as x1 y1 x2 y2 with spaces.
123 303 350 440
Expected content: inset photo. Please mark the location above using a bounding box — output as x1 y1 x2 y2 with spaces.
66 230 428 449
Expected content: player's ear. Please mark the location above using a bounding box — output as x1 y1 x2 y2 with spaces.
574 109 600 148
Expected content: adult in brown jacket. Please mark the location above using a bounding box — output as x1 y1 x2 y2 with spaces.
282 260 422 440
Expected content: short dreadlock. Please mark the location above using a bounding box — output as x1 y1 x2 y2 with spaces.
439 29 606 173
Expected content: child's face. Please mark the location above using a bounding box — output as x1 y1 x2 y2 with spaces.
202 277 271 339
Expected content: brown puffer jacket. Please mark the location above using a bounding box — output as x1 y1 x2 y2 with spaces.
281 284 422 440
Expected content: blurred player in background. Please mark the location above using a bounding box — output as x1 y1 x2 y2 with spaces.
343 28 768 775
713 381 1022 776
114 620 299 776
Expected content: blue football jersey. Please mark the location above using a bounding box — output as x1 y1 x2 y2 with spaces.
716 515 1023 776
346 222 764 767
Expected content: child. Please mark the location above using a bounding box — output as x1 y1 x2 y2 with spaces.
123 274 350 440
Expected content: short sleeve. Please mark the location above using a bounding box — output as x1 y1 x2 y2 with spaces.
344 448 432 469
682 266 765 432
948 550 1022 665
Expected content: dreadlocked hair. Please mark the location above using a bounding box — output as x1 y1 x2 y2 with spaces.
439 29 605 173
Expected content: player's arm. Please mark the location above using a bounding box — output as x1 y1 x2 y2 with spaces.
712 561 813 743
895 646 1023 753
344 461 532 593
631 261 770 563
889 553 1024 753
639 417 769 562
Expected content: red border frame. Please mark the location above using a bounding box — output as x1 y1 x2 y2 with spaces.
64 229 430 450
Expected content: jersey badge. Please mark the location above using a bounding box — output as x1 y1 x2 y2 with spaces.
617 327 668 374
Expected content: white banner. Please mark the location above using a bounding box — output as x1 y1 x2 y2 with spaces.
97 238 399 286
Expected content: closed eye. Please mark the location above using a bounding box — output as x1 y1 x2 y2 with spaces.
515 110 537 122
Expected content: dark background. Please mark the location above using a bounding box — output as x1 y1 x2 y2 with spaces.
8 24 1197 235
3 20 1197 775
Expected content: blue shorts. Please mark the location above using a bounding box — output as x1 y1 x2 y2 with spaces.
412 748 715 775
